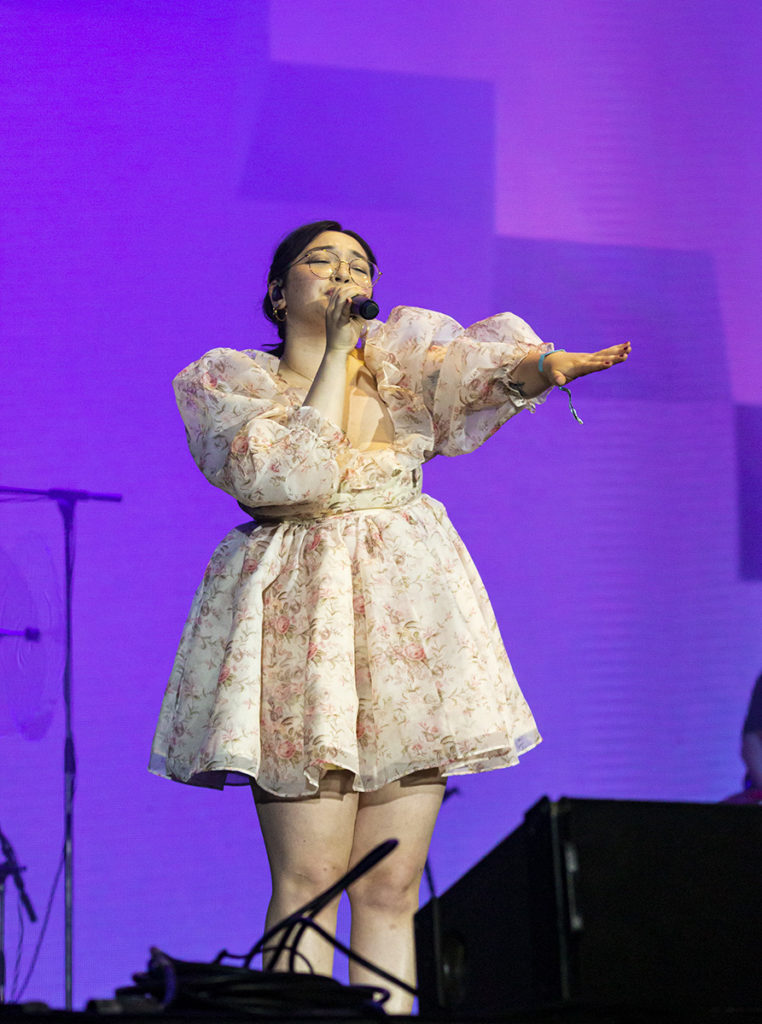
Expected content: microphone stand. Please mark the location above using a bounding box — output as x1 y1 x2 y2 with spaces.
0 485 122 1010
0 829 38 1005
214 838 418 998
423 784 459 1010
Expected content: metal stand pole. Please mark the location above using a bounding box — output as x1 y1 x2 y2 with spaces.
0 485 121 1009
57 496 75 1012
0 873 6 1004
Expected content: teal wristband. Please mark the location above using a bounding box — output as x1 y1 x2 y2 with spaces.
538 348 565 374
538 349 584 425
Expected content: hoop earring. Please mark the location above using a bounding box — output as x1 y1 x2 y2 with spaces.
273 306 287 322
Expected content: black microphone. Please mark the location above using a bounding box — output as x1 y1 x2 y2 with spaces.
350 295 379 319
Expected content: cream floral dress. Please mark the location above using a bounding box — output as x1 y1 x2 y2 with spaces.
150 306 551 797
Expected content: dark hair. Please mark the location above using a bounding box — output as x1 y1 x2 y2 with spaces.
261 220 378 357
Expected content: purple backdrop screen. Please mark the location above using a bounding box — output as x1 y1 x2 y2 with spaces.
2 0 761 1007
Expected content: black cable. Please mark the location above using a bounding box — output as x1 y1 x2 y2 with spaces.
189 839 417 1012
260 945 312 973
220 914 414 998
12 842 65 1003
129 947 390 1017
13 897 24 1003
278 915 416 997
288 919 312 972
238 838 398 971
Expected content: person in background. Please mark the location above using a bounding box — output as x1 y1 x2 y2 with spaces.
742 673 762 790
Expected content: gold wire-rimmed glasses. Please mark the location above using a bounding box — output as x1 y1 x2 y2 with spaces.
287 248 382 288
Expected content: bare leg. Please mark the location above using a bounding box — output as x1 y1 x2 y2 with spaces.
346 770 446 1014
253 771 359 976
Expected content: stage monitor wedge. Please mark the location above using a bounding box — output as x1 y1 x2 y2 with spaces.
415 796 762 1015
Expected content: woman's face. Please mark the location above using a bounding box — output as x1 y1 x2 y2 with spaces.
273 230 374 329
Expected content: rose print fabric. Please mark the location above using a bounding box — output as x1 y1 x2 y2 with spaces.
149 307 551 796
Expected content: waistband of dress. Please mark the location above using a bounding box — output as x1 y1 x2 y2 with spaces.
240 481 423 524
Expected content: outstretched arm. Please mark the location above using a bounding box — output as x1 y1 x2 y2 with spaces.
510 342 631 398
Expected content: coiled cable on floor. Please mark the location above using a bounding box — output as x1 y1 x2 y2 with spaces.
117 839 412 1018
219 837 414 998
127 946 389 1018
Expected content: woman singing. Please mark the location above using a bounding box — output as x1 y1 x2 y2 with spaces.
150 220 629 1012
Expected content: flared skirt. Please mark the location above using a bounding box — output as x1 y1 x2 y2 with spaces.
149 494 540 796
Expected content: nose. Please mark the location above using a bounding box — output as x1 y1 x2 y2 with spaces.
331 258 352 283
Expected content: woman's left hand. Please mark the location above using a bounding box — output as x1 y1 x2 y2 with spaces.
542 342 631 387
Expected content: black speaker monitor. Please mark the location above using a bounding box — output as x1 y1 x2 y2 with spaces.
415 796 762 1014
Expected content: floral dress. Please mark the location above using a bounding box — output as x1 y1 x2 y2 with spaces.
149 306 551 797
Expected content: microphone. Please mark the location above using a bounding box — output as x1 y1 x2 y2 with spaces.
0 627 41 641
350 295 379 319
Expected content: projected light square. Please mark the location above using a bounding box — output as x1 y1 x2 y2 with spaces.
242 63 493 218
494 237 728 401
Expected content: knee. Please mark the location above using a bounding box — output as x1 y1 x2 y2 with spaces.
271 855 348 906
347 855 423 917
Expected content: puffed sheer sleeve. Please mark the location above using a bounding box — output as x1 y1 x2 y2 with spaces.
173 348 349 507
364 306 554 458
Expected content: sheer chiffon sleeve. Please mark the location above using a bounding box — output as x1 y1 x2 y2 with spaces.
364 306 554 458
173 348 349 507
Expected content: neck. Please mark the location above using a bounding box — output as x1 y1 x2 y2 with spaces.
279 338 326 383
280 310 350 378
